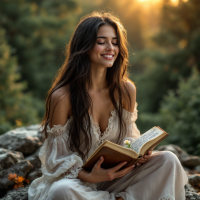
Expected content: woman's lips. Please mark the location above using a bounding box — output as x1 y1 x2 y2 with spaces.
101 54 114 60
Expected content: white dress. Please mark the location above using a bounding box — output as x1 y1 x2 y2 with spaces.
28 104 188 200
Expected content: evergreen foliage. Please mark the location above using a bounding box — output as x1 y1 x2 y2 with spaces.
0 0 79 100
159 67 200 155
133 0 200 135
0 29 39 135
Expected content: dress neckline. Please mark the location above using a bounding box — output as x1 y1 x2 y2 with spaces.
89 100 137 146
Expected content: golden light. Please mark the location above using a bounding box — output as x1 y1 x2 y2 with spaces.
170 0 179 6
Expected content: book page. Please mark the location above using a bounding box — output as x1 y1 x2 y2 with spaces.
130 127 162 154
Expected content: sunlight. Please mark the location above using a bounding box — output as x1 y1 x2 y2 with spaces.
170 0 179 6
138 0 161 2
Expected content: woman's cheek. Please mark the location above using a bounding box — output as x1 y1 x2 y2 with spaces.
93 45 104 54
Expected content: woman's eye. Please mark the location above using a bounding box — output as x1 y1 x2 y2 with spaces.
97 42 118 45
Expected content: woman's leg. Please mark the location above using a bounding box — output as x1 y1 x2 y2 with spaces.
48 178 116 200
97 151 188 200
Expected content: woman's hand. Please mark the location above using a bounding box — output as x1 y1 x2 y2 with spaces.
136 151 152 166
88 156 135 183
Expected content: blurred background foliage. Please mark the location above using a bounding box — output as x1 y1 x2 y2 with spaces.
0 0 199 155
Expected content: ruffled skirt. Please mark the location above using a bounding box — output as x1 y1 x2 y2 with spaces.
28 151 188 200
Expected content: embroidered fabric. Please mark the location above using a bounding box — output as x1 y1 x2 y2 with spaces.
90 109 116 146
47 116 73 136
90 103 138 146
159 195 174 200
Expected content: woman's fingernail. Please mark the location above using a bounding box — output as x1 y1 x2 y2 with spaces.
132 165 135 168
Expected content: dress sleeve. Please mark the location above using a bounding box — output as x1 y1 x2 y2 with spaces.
121 103 140 146
39 117 83 182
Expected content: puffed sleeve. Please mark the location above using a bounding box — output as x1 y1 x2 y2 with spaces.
39 117 83 182
121 103 140 146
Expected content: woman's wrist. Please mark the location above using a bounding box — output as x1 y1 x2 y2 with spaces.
77 169 94 183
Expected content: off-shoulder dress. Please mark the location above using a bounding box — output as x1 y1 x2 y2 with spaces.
28 103 188 200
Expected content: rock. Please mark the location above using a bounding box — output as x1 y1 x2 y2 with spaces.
185 183 198 193
185 183 200 200
157 144 200 169
25 148 41 169
0 160 33 190
194 165 200 173
182 157 200 169
188 174 200 189
0 126 42 155
27 168 42 183
0 149 24 171
0 185 29 200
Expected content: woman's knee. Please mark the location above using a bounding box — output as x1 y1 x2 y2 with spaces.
156 150 181 166
50 179 75 200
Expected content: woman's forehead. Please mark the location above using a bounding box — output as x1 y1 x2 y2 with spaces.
97 25 117 39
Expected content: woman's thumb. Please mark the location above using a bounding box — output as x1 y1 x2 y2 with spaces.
97 156 104 166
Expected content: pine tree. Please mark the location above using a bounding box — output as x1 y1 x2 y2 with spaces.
0 0 79 100
0 28 39 135
132 0 200 133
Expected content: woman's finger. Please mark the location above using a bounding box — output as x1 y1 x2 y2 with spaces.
115 165 135 178
111 161 128 172
144 154 151 158
138 159 148 164
94 156 104 168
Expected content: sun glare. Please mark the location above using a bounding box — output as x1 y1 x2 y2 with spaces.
138 0 187 5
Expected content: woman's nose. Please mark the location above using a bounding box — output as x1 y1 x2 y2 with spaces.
106 42 114 51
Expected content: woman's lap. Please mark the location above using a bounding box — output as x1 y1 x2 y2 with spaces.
49 151 188 200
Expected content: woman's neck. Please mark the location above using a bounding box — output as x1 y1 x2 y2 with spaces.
88 66 108 92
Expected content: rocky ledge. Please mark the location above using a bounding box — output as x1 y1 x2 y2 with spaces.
0 125 199 200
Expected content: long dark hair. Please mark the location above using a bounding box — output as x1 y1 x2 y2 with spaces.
41 11 133 159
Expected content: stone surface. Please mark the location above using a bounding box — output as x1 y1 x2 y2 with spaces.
0 185 29 200
27 168 42 183
182 157 200 169
185 183 200 200
0 160 33 190
194 165 200 173
0 126 42 155
189 174 200 189
25 148 41 169
157 144 200 169
0 149 24 171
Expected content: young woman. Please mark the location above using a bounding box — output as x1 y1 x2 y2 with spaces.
28 12 188 200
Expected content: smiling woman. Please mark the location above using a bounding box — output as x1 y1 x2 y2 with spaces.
28 11 188 200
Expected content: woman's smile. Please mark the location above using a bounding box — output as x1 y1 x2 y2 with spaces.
100 54 114 60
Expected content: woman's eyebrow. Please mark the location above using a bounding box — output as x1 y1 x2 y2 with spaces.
97 36 118 39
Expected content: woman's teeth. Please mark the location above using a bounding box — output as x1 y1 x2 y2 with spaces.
103 55 113 58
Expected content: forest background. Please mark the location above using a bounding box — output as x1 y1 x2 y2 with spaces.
0 0 199 156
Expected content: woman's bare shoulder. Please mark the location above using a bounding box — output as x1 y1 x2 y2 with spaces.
49 85 72 128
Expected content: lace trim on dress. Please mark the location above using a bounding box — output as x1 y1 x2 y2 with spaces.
159 195 174 200
47 116 73 136
90 102 138 146
90 109 116 146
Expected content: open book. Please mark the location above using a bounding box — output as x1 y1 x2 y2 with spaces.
82 126 169 171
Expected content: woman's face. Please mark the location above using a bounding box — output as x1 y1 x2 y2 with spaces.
88 24 119 68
